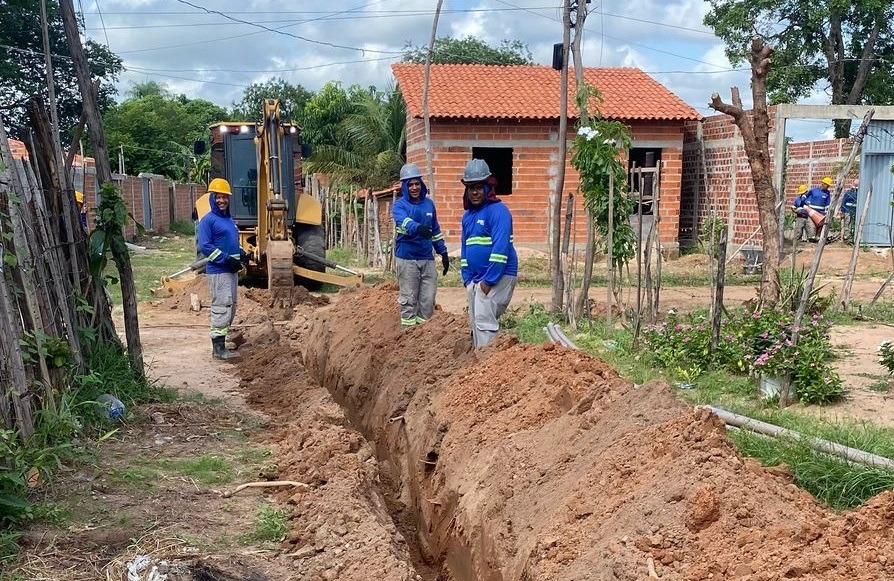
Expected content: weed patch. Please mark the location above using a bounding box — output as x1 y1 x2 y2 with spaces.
241 504 287 546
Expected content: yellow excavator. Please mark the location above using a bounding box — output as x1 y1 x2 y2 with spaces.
163 99 360 302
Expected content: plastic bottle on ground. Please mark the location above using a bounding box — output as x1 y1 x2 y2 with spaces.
96 394 125 420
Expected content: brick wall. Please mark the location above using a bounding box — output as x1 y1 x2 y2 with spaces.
9 138 206 240
405 116 686 252
679 108 855 247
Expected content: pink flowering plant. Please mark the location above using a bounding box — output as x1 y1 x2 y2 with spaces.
644 307 843 404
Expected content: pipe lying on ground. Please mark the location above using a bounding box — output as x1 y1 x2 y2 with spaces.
545 323 894 471
699 405 894 470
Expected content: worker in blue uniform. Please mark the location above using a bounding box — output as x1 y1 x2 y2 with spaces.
392 163 450 330
459 159 518 348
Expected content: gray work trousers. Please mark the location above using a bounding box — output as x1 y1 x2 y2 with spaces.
843 212 855 242
396 258 437 328
467 275 517 348
208 272 238 338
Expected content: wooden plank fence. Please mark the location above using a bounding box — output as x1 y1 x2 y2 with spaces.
0 113 117 438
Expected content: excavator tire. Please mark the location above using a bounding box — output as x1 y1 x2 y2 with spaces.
293 224 326 291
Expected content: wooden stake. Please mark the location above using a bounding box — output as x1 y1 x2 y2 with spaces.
839 185 873 307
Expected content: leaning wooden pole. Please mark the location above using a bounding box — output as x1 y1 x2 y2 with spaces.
550 0 572 314
783 109 874 407
839 185 873 308
60 0 143 374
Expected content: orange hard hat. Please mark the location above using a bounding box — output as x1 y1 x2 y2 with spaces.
208 178 232 195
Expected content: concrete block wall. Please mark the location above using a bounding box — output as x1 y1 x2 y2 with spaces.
405 116 686 252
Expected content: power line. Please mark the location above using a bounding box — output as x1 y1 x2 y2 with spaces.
126 55 398 74
160 0 403 56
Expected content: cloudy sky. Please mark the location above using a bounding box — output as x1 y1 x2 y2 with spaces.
80 0 833 140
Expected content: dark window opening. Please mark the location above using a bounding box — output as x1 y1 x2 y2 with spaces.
628 148 662 215
472 147 513 196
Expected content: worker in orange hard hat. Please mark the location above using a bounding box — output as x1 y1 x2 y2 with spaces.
196 178 245 360
74 190 88 229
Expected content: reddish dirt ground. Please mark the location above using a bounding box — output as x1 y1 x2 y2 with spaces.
294 283 894 580
15 245 894 580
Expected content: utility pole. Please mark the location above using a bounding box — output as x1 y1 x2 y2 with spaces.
550 1 572 314
59 0 144 375
421 0 444 199
119 144 125 175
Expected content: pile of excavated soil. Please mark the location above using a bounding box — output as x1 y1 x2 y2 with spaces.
298 284 894 581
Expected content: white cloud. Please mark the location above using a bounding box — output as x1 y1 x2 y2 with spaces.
80 0 828 129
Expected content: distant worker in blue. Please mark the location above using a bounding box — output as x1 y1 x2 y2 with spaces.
392 163 450 330
459 159 518 349
792 176 832 242
197 178 245 360
839 178 859 244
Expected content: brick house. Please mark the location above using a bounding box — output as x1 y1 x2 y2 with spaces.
391 63 701 252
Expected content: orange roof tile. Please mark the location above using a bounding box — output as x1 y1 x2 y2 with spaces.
392 63 700 122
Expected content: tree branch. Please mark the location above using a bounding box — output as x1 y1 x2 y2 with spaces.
847 18 883 105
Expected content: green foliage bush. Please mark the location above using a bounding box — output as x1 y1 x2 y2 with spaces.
644 306 844 404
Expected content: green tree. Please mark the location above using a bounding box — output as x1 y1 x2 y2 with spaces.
305 85 406 189
231 77 313 122
299 81 353 148
103 82 227 180
704 0 894 137
0 0 122 138
403 36 533 65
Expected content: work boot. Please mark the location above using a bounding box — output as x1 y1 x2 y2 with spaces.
211 336 239 360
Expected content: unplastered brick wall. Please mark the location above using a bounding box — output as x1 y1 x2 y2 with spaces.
405 116 686 252
784 139 857 202
680 108 855 247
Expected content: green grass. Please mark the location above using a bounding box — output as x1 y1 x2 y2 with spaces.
240 504 288 546
106 235 196 305
107 465 160 489
827 301 894 325
508 308 894 509
168 220 196 237
157 455 234 485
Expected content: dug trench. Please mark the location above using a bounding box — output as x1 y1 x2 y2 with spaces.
228 282 894 580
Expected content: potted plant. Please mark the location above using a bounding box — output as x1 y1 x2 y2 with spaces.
748 333 797 399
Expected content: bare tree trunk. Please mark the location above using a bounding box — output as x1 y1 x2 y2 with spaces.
421 0 444 199
709 38 780 305
60 0 143 374
550 1 572 315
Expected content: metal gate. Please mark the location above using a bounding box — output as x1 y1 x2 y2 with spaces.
141 176 154 231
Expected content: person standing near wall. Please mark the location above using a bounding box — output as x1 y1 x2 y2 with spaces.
197 178 244 360
392 163 450 330
839 178 859 244
460 159 518 348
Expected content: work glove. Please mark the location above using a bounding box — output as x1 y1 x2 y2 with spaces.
416 225 433 239
440 253 450 276
240 249 250 265
226 256 243 272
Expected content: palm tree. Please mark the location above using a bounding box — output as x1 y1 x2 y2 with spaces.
305 86 406 189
